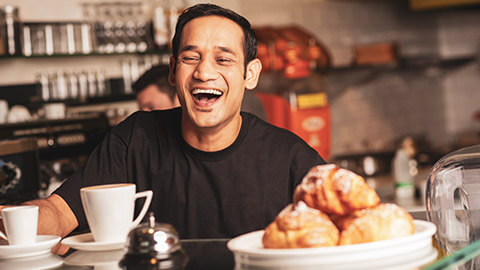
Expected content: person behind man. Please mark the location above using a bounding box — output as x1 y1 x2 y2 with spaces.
133 64 181 111
0 4 325 254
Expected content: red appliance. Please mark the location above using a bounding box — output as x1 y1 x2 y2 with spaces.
256 92 331 160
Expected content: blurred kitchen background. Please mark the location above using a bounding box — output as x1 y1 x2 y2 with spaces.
1 0 480 210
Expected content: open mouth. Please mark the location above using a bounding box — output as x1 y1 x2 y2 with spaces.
191 89 223 105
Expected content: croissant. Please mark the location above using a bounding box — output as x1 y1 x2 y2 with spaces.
293 164 380 216
336 203 415 245
262 201 339 248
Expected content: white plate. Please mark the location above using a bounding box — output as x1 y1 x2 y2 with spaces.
61 233 125 252
228 220 437 269
0 253 63 269
0 235 60 259
63 249 125 267
232 248 438 270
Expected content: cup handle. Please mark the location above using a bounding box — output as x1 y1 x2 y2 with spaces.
0 217 7 241
132 190 153 227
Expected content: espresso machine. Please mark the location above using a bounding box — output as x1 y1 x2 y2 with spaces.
0 138 39 204
0 113 110 204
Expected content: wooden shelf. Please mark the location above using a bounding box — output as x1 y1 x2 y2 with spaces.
327 55 477 73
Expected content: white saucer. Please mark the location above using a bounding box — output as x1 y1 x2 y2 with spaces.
61 233 125 251
0 235 60 259
63 249 125 266
0 253 63 269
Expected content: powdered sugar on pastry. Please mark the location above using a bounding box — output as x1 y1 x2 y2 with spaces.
277 201 327 229
338 203 414 245
263 202 340 248
298 164 337 192
294 164 379 215
292 201 319 215
332 168 353 194
278 201 319 219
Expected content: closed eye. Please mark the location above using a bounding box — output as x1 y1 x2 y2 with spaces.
182 56 199 64
217 58 233 65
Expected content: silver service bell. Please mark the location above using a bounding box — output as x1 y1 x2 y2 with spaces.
119 212 188 270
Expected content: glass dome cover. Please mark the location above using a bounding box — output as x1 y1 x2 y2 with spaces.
426 144 480 256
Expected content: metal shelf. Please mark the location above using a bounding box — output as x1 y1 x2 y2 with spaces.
0 49 170 60
0 78 134 110
327 55 477 73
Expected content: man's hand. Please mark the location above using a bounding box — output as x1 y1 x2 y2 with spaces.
51 241 71 255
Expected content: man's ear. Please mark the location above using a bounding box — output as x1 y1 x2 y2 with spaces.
168 56 176 86
245 58 262 90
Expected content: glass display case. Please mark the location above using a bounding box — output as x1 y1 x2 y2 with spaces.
426 144 480 269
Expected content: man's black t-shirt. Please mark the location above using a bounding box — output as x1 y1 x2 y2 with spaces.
54 107 325 238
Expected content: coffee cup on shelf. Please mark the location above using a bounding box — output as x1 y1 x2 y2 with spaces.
7 105 31 123
0 205 39 245
80 183 153 243
43 103 66 120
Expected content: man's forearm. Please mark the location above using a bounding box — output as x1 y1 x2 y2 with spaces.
22 194 78 238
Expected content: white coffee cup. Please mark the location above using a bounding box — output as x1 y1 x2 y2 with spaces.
0 205 39 245
80 183 153 243
44 103 66 120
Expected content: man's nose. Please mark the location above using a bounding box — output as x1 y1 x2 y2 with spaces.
193 59 218 81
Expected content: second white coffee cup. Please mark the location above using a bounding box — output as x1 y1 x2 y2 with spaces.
80 183 153 243
0 205 39 245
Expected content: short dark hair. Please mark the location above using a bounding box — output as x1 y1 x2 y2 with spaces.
132 65 176 102
171 3 257 68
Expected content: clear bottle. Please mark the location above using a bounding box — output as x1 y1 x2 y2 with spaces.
392 137 417 199
3 5 23 56
152 0 169 49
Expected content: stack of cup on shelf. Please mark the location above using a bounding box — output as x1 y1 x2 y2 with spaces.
151 0 187 48
35 53 165 102
4 1 189 57
82 1 153 54
36 69 109 102
121 54 167 94
23 22 93 56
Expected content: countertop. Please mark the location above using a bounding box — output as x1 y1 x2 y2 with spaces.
365 166 431 213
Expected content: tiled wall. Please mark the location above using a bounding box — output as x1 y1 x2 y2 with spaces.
443 63 480 136
241 0 480 157
326 68 446 156
3 0 479 157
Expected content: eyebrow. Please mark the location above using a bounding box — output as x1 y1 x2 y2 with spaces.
179 45 197 55
217 46 237 57
178 45 237 57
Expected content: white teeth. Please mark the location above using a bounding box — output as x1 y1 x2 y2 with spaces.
192 89 223 95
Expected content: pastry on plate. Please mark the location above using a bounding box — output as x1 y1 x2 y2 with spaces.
336 203 415 245
262 201 339 248
293 164 380 215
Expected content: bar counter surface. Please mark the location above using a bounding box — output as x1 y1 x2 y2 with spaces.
0 238 234 269
0 211 434 270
